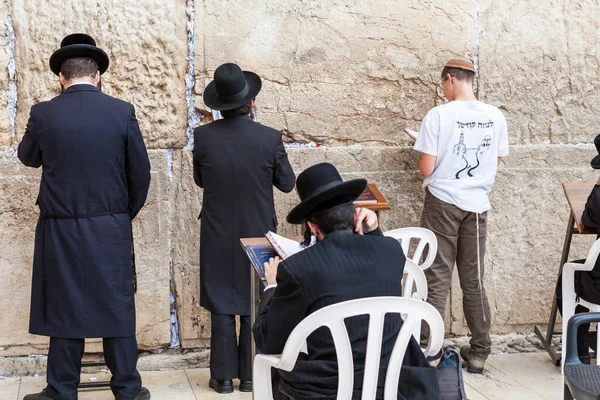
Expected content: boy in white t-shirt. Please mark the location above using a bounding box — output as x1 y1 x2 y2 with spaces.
414 57 509 373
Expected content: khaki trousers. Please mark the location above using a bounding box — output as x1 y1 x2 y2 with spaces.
421 189 492 360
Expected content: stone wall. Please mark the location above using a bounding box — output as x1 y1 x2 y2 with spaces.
1 0 600 355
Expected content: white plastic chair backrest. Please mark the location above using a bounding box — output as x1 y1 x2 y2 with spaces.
272 297 444 400
583 238 600 269
384 227 438 271
402 259 428 301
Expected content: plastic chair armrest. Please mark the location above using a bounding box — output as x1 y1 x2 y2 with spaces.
565 312 600 365
563 262 594 272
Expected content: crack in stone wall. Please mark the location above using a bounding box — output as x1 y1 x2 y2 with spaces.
166 148 181 348
472 0 482 96
4 16 15 150
185 0 202 150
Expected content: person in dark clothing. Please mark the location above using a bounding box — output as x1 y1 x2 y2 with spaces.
254 163 440 400
18 34 151 400
556 135 600 362
193 63 296 394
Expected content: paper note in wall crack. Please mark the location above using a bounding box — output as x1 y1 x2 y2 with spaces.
404 128 419 141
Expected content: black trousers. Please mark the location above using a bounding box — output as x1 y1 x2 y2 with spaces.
556 268 593 359
45 336 141 400
210 313 252 381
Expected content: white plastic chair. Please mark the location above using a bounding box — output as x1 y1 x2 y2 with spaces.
402 259 428 301
253 297 444 400
384 227 438 271
385 228 437 300
562 238 600 373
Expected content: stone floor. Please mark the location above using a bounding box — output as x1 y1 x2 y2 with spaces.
0 352 565 400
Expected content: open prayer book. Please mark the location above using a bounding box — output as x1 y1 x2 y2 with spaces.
266 231 314 260
241 233 315 280
404 128 419 142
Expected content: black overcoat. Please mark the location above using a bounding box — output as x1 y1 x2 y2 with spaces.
578 184 600 303
253 229 440 400
193 116 295 315
18 84 151 338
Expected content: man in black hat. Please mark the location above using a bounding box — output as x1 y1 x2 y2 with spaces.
555 136 600 362
253 163 439 400
18 34 151 400
193 63 296 393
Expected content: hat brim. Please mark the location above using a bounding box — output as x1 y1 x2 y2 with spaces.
286 179 368 224
203 71 262 111
592 154 600 169
50 45 109 76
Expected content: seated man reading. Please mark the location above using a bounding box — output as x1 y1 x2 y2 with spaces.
253 163 439 400
556 146 600 362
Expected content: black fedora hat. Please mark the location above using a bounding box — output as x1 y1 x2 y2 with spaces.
287 163 367 224
49 33 109 76
203 63 261 111
592 134 600 169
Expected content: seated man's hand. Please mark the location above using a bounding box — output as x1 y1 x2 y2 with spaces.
354 207 378 234
264 256 281 286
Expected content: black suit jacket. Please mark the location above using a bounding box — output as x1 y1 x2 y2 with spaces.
253 229 439 400
18 84 150 338
193 115 295 315
578 185 600 303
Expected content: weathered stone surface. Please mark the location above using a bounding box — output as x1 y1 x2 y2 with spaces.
479 0 600 145
134 150 171 349
3 0 600 355
0 150 170 354
0 153 44 348
195 0 475 145
12 0 188 149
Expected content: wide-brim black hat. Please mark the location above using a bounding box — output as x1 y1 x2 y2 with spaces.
203 63 261 111
287 163 367 224
591 134 600 169
49 33 109 76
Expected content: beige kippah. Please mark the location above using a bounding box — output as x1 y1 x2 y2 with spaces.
444 57 475 72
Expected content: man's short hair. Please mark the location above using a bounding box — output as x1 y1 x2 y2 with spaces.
60 58 99 81
441 66 475 83
220 102 252 118
303 202 355 244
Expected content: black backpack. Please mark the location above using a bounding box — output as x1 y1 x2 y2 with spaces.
436 347 468 400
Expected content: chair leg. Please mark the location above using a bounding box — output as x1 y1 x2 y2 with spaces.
564 383 574 400
596 325 600 366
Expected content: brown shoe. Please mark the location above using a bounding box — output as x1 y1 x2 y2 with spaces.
460 345 486 374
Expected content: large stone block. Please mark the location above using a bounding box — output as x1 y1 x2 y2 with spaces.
0 153 44 348
169 149 211 348
0 150 170 354
133 150 171 349
195 0 476 145
281 145 599 335
12 0 188 149
479 0 600 145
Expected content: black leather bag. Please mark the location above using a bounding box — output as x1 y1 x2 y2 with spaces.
436 347 468 400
